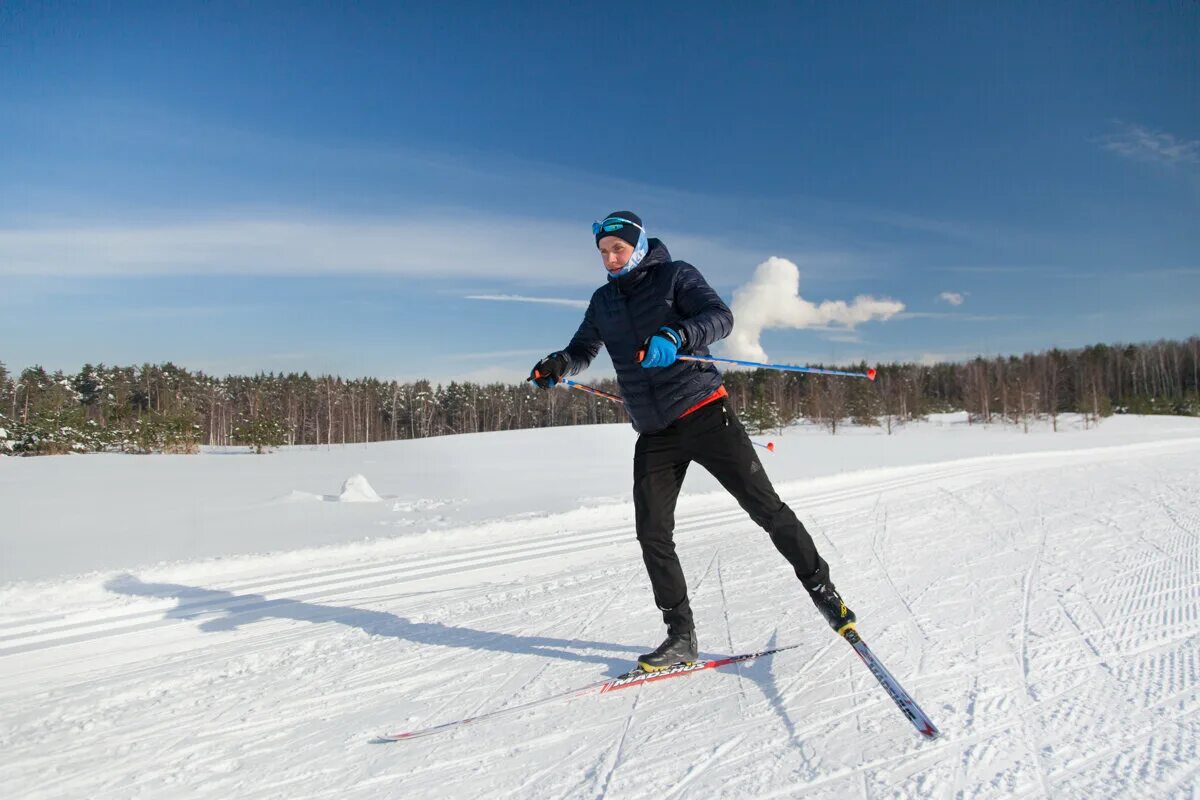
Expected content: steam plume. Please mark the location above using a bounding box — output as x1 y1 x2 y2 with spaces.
725 257 904 361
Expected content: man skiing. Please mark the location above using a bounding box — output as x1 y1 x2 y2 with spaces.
530 211 856 673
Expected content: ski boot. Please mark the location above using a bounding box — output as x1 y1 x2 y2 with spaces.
808 582 856 635
637 630 698 672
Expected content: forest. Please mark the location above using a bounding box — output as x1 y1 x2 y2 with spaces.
2 337 1197 455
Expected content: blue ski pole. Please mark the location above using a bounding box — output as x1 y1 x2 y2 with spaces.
676 354 876 381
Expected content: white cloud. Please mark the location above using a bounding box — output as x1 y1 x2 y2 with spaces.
445 349 548 362
820 332 864 344
723 256 904 362
1129 267 1200 277
1100 122 1200 167
896 311 1018 322
98 304 264 319
0 213 772 287
938 291 965 306
937 266 1035 274
466 294 588 309
0 216 605 282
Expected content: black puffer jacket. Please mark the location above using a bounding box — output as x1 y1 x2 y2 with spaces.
562 239 733 434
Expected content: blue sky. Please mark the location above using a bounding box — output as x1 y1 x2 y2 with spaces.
1 1 1197 382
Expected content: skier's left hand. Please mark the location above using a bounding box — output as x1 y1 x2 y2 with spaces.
638 326 685 368
529 352 568 388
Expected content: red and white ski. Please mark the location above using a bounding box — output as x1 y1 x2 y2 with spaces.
376 631 940 743
375 643 803 742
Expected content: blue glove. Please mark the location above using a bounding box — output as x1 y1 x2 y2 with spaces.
638 326 685 368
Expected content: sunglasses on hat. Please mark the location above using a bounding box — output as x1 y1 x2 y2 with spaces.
592 217 644 237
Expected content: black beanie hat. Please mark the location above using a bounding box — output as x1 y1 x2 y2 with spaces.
595 210 643 248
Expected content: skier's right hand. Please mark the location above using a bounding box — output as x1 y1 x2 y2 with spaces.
529 352 568 388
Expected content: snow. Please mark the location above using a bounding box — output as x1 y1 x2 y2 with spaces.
1 414 1199 798
338 474 383 503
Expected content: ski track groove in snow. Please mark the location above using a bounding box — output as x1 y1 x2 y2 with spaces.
663 733 745 799
587 687 641 800
715 550 750 715
870 495 930 650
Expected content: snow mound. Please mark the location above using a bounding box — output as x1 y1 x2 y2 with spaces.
336 474 382 503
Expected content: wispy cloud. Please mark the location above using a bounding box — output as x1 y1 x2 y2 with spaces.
723 256 904 361
935 265 1092 280
820 331 865 344
0 212 775 287
1127 267 1200 277
445 349 547 362
938 291 965 306
936 265 1035 274
0 216 599 283
0 97 1028 289
895 311 1020 322
1100 122 1200 167
466 294 588 309
98 304 264 320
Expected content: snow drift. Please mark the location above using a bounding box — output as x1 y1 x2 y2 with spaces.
337 474 382 503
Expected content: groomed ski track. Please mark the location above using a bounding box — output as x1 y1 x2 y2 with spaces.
2 435 1199 798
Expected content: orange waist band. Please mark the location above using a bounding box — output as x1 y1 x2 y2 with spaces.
678 385 728 419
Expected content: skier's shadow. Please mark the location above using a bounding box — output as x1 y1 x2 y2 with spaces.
104 574 642 677
736 629 803 740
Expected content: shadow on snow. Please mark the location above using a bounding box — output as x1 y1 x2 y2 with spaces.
104 573 806 720
105 573 646 676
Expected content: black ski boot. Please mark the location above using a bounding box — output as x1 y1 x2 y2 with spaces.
808 582 856 635
637 630 698 672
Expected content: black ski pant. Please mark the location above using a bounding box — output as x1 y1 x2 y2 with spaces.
633 399 830 635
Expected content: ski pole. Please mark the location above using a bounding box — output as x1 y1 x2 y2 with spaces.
527 376 617 400
558 378 623 403
676 354 876 381
543 378 776 452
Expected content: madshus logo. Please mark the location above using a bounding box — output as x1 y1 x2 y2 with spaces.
601 648 779 693
603 660 709 691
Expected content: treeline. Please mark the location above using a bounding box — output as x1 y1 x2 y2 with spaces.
732 337 1200 436
0 363 628 455
1 337 1197 455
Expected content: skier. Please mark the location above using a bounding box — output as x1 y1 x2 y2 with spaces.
530 211 856 673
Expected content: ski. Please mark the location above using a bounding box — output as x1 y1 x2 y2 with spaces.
842 627 940 739
375 642 803 742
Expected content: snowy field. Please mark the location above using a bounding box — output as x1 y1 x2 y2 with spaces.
2 413 1199 799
